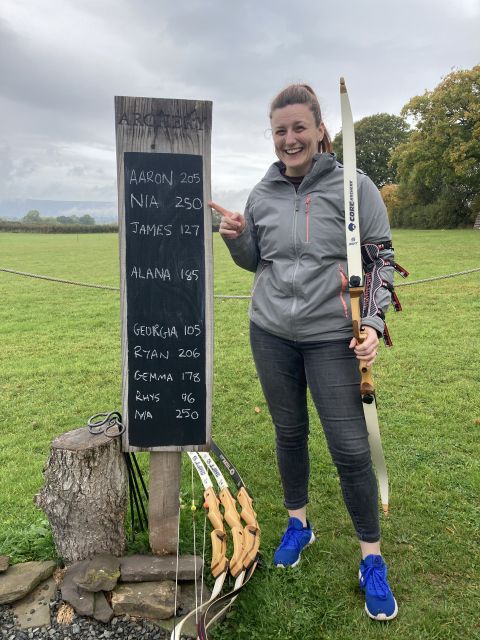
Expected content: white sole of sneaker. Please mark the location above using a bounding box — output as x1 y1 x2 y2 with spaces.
364 598 398 621
359 569 398 621
275 531 316 569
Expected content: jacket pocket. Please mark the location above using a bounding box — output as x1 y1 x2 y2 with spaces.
251 260 271 297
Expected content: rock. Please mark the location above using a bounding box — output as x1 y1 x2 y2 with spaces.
111 581 177 620
72 554 120 592
60 561 94 616
119 554 202 582
155 580 212 637
11 576 56 629
93 591 113 623
0 556 10 573
0 561 56 605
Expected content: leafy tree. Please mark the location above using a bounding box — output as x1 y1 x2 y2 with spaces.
78 214 96 226
56 215 77 225
22 210 42 224
391 65 480 228
333 113 410 187
380 184 399 221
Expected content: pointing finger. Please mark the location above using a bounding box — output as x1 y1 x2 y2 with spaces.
208 201 234 218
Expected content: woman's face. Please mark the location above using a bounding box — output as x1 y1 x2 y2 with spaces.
271 103 324 177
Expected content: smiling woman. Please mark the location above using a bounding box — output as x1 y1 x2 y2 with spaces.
209 82 399 621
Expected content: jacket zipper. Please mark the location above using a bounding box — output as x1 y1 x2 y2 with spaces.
290 189 300 338
305 194 312 243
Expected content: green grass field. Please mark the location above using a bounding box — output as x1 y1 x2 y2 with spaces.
0 230 479 639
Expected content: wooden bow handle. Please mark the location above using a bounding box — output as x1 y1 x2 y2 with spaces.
350 287 375 398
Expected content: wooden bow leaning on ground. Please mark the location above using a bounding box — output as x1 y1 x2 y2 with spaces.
170 452 228 640
197 442 261 639
171 443 260 640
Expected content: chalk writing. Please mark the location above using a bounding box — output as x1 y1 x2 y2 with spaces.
134 370 174 382
130 223 173 236
125 152 206 447
135 410 153 420
133 347 170 360
130 266 171 280
133 324 179 338
129 169 173 185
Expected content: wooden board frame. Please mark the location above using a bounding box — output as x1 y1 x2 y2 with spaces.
115 96 213 453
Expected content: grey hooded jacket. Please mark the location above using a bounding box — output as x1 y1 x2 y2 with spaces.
223 153 394 342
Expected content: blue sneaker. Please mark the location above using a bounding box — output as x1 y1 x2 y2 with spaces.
359 555 398 621
273 517 315 568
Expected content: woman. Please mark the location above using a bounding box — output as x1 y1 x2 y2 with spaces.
209 84 398 621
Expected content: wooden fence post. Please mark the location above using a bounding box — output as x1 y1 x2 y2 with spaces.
115 98 213 554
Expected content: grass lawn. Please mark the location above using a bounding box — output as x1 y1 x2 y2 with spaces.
0 229 479 639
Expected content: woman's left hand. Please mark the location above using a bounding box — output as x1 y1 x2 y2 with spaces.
349 325 379 368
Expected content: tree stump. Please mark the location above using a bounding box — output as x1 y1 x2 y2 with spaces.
35 427 128 564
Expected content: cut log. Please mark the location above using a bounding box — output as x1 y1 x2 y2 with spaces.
35 427 128 564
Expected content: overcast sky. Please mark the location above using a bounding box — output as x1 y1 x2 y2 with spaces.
1 0 479 211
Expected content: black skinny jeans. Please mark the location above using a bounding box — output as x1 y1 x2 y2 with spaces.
250 321 380 542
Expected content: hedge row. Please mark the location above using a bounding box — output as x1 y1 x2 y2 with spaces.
0 222 119 234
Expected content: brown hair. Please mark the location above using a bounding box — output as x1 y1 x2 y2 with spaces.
269 84 333 153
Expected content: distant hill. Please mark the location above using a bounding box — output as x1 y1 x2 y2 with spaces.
0 199 118 224
0 190 250 225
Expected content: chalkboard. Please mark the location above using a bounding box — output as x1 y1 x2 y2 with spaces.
124 151 207 447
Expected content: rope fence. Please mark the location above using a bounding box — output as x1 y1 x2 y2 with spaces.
1 266 479 297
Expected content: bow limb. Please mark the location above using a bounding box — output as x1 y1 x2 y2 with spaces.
171 548 227 640
202 523 260 634
189 452 225 531
199 556 260 639
170 454 228 640
340 77 389 514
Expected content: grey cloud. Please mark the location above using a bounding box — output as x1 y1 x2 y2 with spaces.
0 0 478 202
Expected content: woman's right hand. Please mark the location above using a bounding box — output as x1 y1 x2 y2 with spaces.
209 201 246 240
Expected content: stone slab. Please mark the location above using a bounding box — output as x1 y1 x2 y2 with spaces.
111 580 177 620
119 554 203 582
155 581 212 638
0 556 9 573
12 577 56 629
93 591 114 623
73 554 120 592
60 561 94 616
0 561 56 605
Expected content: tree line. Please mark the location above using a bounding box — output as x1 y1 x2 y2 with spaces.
19 210 97 226
0 210 119 233
333 65 479 228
